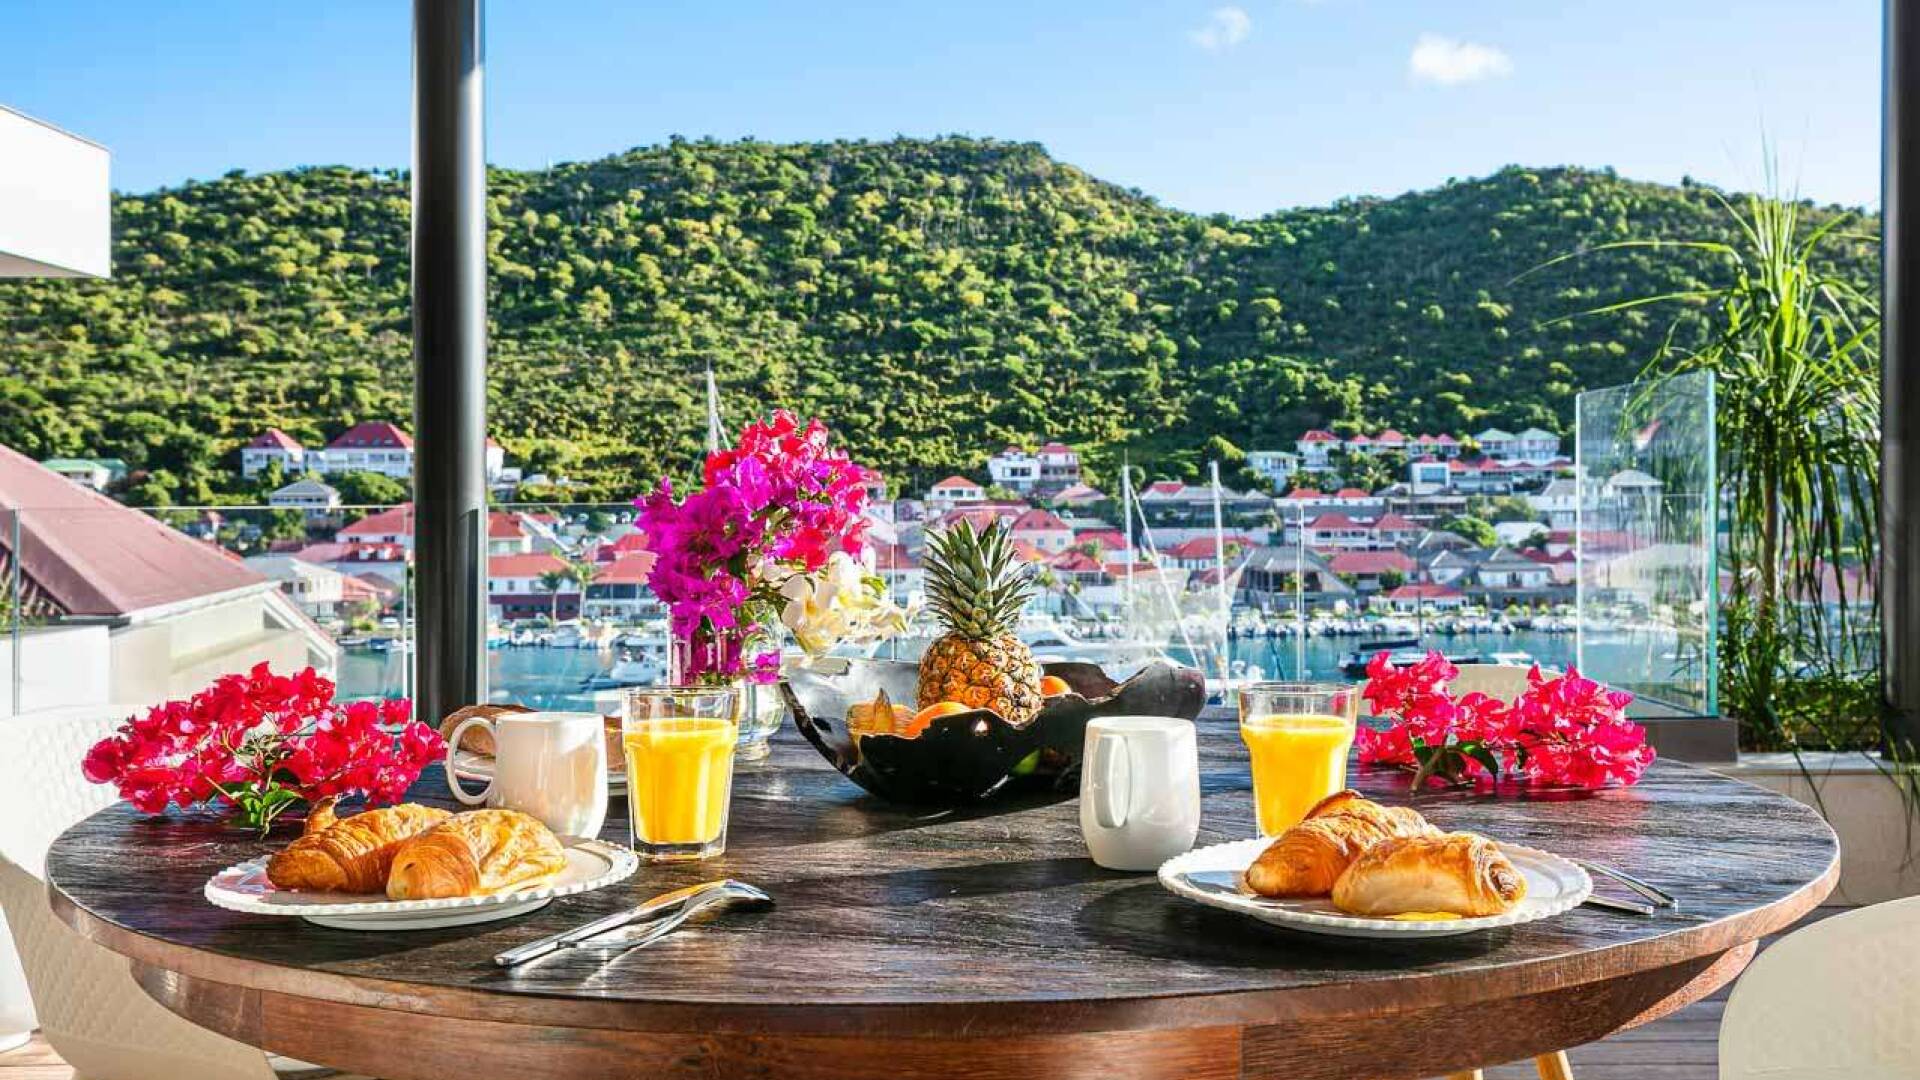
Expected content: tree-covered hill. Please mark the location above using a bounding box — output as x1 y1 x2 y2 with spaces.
0 136 1879 503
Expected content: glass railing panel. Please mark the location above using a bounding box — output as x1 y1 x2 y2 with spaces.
1574 370 1718 717
486 502 665 713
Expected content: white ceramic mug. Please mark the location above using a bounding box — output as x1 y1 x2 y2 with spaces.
444 711 608 841
1080 715 1201 872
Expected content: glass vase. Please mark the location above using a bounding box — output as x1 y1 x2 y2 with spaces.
669 623 787 761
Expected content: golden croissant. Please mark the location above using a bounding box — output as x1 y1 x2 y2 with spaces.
1331 832 1529 918
265 797 452 894
1245 791 1439 897
386 809 568 900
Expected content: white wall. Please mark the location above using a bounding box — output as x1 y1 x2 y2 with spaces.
0 106 110 278
0 625 110 718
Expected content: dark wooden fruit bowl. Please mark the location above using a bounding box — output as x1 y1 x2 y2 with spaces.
780 658 1206 805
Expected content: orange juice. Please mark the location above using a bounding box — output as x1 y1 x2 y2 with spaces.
623 716 737 847
1240 713 1356 835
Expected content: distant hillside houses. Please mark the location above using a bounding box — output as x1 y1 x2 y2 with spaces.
1279 426 1559 479
986 442 1082 494
240 422 508 482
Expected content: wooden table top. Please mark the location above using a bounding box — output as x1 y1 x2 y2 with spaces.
47 711 1839 1040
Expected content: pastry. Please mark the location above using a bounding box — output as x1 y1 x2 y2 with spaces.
437 703 535 756
1331 832 1529 918
265 797 452 894
1244 791 1439 897
386 809 568 900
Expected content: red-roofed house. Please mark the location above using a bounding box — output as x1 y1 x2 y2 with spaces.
1371 513 1423 546
1163 536 1256 570
1048 549 1106 585
582 552 659 619
1295 429 1340 470
1374 429 1409 452
1009 539 1052 564
486 511 533 555
1010 508 1074 554
488 552 578 622
241 428 306 478
1344 432 1373 454
0 445 333 711
1380 582 1466 612
1051 482 1106 506
315 421 414 479
1327 550 1417 591
595 530 653 564
1302 513 1372 549
1073 530 1130 558
927 475 985 509
339 505 415 549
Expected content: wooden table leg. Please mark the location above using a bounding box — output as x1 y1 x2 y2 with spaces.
1533 1051 1574 1080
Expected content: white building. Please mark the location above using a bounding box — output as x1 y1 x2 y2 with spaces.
243 555 348 619
1295 430 1340 471
1511 427 1563 463
1475 428 1517 460
37 457 125 492
927 475 986 509
241 429 307 479
313 421 413 479
1246 450 1300 487
986 447 1040 492
268 477 342 520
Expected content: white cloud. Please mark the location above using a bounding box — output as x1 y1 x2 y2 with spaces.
1189 7 1252 51
1408 34 1513 86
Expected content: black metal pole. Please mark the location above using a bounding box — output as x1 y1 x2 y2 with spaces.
412 0 487 725
1885 0 1920 750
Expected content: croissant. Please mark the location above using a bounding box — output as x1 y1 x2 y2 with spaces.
266 798 452 894
386 809 568 900
1245 791 1439 897
1331 832 1529 918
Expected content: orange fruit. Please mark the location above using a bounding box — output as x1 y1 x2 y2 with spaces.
902 701 970 738
1039 675 1072 697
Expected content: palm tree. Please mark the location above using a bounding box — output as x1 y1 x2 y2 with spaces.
538 569 570 624
1541 183 1880 744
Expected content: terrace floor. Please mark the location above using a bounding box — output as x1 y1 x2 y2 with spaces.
0 908 1846 1080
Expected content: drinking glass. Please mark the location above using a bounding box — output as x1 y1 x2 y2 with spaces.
621 686 740 862
1237 682 1361 836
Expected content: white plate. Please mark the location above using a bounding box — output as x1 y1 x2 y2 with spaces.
452 749 628 794
1158 838 1592 939
204 840 640 930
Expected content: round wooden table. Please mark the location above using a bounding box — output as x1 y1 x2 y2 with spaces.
47 712 1837 1080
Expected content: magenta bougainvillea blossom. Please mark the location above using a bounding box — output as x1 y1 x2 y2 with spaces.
1355 651 1653 790
635 410 876 682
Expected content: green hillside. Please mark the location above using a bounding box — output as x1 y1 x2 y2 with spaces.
0 136 1879 503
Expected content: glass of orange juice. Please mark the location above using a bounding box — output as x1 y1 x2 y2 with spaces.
621 686 740 862
1237 682 1361 836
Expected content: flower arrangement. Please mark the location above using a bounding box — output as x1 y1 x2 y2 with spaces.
1355 651 1654 790
634 409 908 682
81 663 445 833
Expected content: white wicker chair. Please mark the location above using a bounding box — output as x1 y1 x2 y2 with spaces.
0 705 277 1080
1719 897 1920 1080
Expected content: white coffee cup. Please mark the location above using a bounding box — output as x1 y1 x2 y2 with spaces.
1080 715 1201 872
444 711 608 841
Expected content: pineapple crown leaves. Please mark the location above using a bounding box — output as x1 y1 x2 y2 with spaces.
923 519 1037 639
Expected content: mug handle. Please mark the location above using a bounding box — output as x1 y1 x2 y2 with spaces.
443 717 495 806
1090 731 1131 830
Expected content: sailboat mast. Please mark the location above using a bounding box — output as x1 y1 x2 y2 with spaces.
1122 455 1136 633
704 364 726 454
1209 460 1231 682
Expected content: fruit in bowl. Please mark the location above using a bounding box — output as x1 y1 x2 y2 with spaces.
917 521 1044 725
788 658 1208 805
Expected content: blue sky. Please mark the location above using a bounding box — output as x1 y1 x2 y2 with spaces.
2 1 1882 215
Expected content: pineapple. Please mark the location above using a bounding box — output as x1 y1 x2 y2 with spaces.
918 520 1044 725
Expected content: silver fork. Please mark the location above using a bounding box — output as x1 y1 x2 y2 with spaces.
570 880 773 957
1575 859 1679 911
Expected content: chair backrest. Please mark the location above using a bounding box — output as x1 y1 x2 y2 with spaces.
0 705 133 878
1719 898 1920 1080
1446 663 1537 702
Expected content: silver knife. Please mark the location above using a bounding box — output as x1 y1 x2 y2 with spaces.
1573 859 1679 910
494 880 729 968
